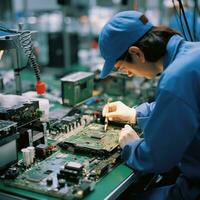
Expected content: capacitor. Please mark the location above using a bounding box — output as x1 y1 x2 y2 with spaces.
46 177 53 186
21 148 31 167
58 179 66 188
5 167 19 179
27 146 35 164
75 190 84 199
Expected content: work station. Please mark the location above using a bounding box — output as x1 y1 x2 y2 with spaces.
0 1 200 199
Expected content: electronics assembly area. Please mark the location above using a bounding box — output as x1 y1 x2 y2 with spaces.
1 1 200 200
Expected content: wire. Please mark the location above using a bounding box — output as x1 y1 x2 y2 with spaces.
172 0 188 40
193 0 199 41
177 0 194 41
0 24 46 94
19 31 41 81
0 25 41 79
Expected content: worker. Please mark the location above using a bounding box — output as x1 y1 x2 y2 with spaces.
99 10 200 199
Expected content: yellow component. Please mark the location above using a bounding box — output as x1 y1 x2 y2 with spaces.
76 190 84 199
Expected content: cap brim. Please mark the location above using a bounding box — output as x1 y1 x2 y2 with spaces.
100 60 115 79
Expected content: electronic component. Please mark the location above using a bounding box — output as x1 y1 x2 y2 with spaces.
65 161 83 172
35 144 48 159
21 148 31 167
21 146 35 167
46 177 53 186
0 100 40 127
59 123 120 156
28 121 47 147
58 178 66 188
0 120 17 138
78 181 91 196
17 121 47 149
57 161 84 183
4 151 95 199
27 146 35 164
0 122 19 172
35 143 56 160
0 96 45 150
58 169 80 183
4 167 19 179
61 71 94 106
49 114 81 135
48 113 92 143
3 144 120 199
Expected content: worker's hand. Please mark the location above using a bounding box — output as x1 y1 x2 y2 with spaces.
102 101 136 124
119 125 140 148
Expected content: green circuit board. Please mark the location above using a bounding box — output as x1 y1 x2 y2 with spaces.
3 123 121 199
59 123 120 155
4 150 121 200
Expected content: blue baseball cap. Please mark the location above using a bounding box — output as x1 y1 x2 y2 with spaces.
99 11 153 78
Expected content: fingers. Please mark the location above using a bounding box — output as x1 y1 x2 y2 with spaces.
119 128 128 148
120 125 132 136
102 104 108 117
119 125 140 148
124 124 132 130
102 102 118 116
121 125 133 133
106 111 120 118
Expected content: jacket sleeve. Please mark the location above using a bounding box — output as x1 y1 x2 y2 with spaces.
122 89 199 173
135 102 156 130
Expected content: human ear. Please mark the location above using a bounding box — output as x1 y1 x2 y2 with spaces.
128 46 145 63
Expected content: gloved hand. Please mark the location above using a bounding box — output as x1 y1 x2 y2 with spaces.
102 101 136 124
119 124 140 148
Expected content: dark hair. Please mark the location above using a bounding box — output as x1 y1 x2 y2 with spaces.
117 26 181 63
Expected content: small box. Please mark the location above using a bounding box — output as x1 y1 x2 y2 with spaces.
61 72 94 106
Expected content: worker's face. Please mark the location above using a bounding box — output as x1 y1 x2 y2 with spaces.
115 46 162 79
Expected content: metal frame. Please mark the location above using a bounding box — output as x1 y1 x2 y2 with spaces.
0 32 22 94
104 172 138 200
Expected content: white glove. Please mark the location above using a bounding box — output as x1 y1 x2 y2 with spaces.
102 101 136 124
119 124 140 148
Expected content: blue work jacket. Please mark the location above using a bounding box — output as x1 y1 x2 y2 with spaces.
122 35 200 199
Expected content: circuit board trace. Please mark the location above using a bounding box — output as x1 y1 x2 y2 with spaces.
3 123 121 199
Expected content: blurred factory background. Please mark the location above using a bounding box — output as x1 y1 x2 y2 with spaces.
0 0 198 97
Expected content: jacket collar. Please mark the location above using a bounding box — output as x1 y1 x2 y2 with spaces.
163 35 184 70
